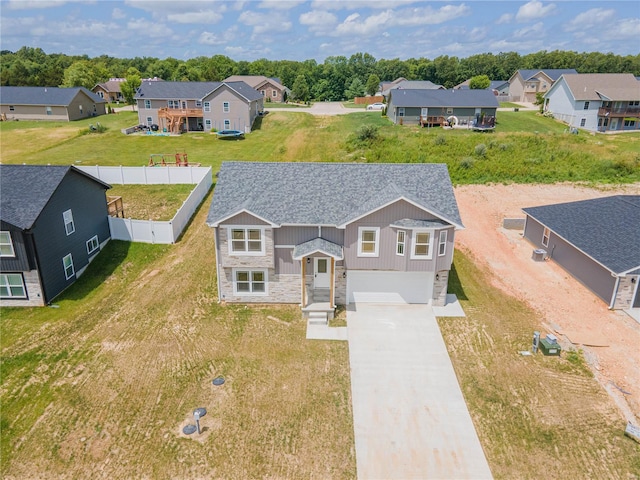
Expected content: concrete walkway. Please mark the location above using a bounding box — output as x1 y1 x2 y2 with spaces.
347 303 492 479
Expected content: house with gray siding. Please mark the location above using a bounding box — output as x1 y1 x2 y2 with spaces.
543 73 640 133
386 88 499 127
0 86 106 121
206 162 464 321
134 81 263 133
523 195 640 312
0 165 111 306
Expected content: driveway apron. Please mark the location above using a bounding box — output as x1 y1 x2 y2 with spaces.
347 303 492 479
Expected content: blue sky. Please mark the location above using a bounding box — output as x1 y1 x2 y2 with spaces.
1 1 638 61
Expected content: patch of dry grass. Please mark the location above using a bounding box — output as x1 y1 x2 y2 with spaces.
107 184 195 221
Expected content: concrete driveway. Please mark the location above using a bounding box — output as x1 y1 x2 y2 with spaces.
347 303 492 479
265 101 353 116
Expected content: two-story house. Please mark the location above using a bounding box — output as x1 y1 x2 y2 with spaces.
0 165 111 306
134 81 264 133
543 73 640 133
206 162 464 321
508 69 577 103
224 75 290 103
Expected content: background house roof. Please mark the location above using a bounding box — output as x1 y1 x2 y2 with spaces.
135 80 262 102
557 73 640 101
382 80 443 96
0 86 105 106
516 69 578 82
224 75 286 90
389 88 499 108
523 195 640 275
0 165 111 230
207 162 463 229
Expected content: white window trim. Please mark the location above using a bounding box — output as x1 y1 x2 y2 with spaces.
438 230 448 257
63 253 75 280
87 235 100 255
232 268 268 296
203 102 211 112
396 230 405 256
410 229 434 259
227 226 266 256
63 209 75 235
223 102 230 113
0 231 15 257
224 119 231 129
542 227 550 247
204 119 212 129
357 227 380 257
195 100 202 107
398 107 405 117
0 273 26 299
144 99 151 109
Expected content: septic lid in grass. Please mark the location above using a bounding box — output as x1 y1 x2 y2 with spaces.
183 424 197 435
193 407 207 418
212 376 225 386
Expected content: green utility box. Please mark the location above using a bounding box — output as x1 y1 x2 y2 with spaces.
540 338 561 356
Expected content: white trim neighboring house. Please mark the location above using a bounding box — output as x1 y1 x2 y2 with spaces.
543 73 640 133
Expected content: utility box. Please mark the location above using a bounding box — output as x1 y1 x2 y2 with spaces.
540 337 561 356
532 249 547 262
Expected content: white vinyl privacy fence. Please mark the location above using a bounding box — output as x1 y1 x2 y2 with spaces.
78 166 212 244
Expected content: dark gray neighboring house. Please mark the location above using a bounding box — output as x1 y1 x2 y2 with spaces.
386 88 499 126
206 162 464 320
0 165 111 306
523 195 640 311
0 86 107 121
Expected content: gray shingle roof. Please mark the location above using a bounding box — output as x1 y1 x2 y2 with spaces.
389 88 499 108
135 81 263 102
207 162 463 229
523 195 640 275
0 86 105 106
0 165 110 230
292 237 344 260
518 69 578 82
390 219 448 229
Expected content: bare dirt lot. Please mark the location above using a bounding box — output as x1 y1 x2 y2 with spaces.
454 182 640 423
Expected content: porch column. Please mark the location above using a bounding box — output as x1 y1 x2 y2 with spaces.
330 257 335 307
301 257 306 307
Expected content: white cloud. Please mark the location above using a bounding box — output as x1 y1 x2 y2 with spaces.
299 9 338 34
516 1 556 22
565 8 615 31
5 0 73 10
238 10 292 36
258 0 306 10
601 18 640 40
167 10 223 24
496 13 513 24
334 10 392 36
394 4 470 27
199 26 239 46
126 18 171 38
513 21 545 39
112 7 126 20
311 0 417 11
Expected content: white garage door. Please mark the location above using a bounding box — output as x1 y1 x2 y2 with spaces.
347 271 434 304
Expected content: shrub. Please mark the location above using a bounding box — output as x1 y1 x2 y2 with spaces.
474 143 487 157
355 125 379 142
459 157 475 169
434 134 446 145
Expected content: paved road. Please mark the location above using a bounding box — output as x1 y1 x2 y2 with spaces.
347 303 492 480
265 102 361 116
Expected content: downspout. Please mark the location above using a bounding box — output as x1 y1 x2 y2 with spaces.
214 227 222 303
608 274 620 310
26 230 47 304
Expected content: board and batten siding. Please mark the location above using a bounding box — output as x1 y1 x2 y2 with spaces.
344 199 451 271
29 171 110 303
0 228 33 272
221 212 270 226
524 216 616 304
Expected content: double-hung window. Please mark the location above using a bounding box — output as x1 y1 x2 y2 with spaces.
357 227 379 257
411 230 433 259
144 100 151 109
87 235 100 255
0 232 15 256
229 228 264 255
542 227 550 247
0 273 26 298
583 101 590 110
224 119 231 129
396 231 406 256
223 102 230 113
63 209 75 235
63 254 75 280
438 230 447 256
233 269 267 295
203 102 211 112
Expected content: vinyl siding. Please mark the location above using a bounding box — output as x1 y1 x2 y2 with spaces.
0 228 31 271
0 104 69 121
524 216 615 305
222 212 270 226
29 171 110 303
203 85 258 132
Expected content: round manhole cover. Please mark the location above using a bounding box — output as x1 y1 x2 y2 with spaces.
193 407 207 418
183 424 197 435
212 376 225 386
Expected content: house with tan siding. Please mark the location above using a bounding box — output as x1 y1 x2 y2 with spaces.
224 75 289 102
206 162 464 322
0 86 106 121
508 69 577 103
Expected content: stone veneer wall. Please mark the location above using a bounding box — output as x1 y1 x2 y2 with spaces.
432 270 449 306
613 275 638 310
218 227 274 269
334 266 347 305
2 270 45 307
220 268 300 303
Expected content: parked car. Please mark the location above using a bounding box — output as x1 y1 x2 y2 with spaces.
367 102 385 111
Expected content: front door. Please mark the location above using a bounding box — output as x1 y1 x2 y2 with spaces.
314 257 330 289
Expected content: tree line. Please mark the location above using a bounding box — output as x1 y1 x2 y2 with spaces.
2 46 639 102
